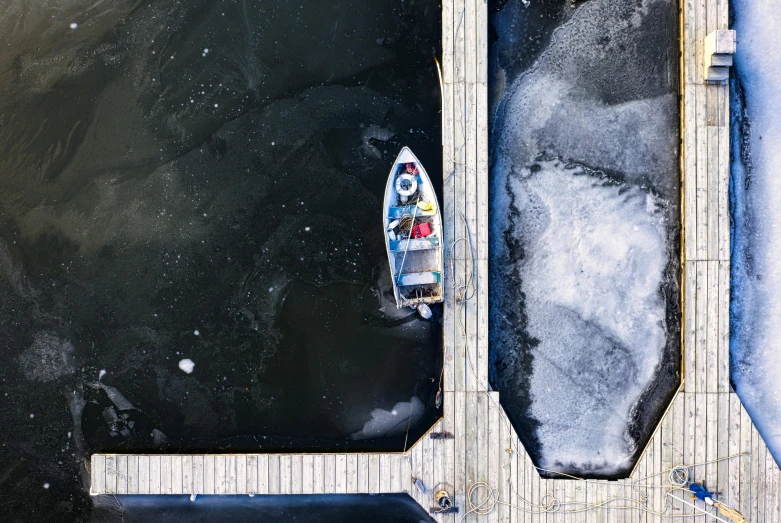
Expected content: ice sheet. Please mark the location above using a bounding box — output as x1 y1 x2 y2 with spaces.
730 0 781 465
489 0 680 477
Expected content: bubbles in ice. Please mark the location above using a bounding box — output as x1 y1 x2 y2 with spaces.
179 359 195 374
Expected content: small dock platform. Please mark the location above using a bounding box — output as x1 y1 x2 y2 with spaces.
90 0 781 520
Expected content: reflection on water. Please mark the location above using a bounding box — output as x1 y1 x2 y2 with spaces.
0 0 441 519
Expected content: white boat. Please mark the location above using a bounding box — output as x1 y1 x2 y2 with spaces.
383 147 444 310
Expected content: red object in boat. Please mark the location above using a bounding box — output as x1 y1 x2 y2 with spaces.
405 162 419 174
412 222 432 238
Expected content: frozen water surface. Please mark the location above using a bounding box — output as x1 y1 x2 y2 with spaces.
730 0 781 466
489 0 680 478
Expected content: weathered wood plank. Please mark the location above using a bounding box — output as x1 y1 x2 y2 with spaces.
312 455 324 494
464 85 478 393
683 81 697 263
235 455 245 495
336 454 347 493
172 455 183 494
695 262 707 393
268 455 280 494
345 454 357 493
683 393 695 516
290 455 302 494
454 389 467 516
706 261 719 393
301 455 313 494
452 0 467 395
278 455 291 495
354 454 366 493
368 454 380 493
115 455 128 494
754 428 765 523
684 264 696 391
257 455 269 495
705 393 718 492
192 455 203 495
653 425 663 523
497 394 511 523
476 73 490 391
161 455 170 494
718 264 729 394
128 455 139 494
695 84 708 260
717 393 730 503
766 446 776 523
706 94 720 261
245 455 256 494
717 95 730 261
150 455 162 494
202 455 214 495
215 455 226 495
105 455 117 494
91 455 105 495
379 453 391 493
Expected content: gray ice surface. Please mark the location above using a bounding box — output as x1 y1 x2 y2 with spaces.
490 0 680 477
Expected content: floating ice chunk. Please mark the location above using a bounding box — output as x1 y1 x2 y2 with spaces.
69 23 78 30
351 396 424 440
43 483 50 489
98 369 106 381
151 428 168 446
193 329 200 336
98 383 135 411
178 358 195 374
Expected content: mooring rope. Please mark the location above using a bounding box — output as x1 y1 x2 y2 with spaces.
455 453 750 522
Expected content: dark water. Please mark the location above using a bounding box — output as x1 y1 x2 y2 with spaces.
0 0 441 520
91 494 435 523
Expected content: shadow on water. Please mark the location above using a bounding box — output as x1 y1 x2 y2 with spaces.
90 494 435 523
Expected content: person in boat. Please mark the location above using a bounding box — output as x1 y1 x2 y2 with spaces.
405 162 419 175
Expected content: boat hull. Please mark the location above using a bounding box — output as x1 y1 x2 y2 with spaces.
383 147 444 309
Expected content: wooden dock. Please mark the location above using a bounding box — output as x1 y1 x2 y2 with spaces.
90 0 781 520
